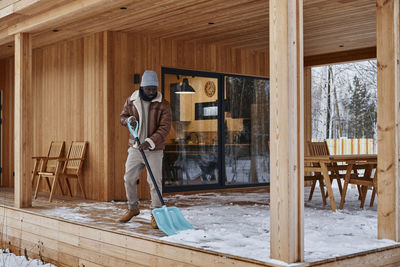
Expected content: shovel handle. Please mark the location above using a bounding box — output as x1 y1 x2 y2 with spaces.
127 120 165 206
135 137 166 206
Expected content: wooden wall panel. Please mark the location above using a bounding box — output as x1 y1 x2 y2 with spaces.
111 32 269 200
102 32 114 202
31 38 85 197
1 31 268 201
0 57 14 188
83 32 107 202
304 67 312 155
110 31 131 201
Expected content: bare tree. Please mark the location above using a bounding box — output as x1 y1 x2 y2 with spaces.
331 66 343 137
326 66 331 139
312 60 377 140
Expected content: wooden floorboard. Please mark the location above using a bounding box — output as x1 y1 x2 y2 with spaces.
1 187 400 266
0 187 164 237
0 187 276 267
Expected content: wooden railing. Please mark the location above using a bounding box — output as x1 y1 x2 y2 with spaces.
323 138 376 155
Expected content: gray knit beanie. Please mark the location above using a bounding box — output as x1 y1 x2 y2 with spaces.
140 70 159 87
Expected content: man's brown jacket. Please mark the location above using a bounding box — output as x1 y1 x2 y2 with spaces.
120 90 172 150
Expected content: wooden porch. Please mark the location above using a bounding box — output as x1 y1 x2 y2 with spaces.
0 190 268 267
0 0 400 265
1 187 400 266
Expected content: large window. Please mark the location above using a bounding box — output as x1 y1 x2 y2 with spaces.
224 76 270 185
162 68 269 192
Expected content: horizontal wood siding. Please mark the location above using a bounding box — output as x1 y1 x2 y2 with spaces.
0 31 268 201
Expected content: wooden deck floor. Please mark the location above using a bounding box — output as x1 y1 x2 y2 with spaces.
1 187 400 267
0 187 269 238
0 187 275 267
0 187 164 237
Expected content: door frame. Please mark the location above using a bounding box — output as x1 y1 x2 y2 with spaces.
162 67 269 192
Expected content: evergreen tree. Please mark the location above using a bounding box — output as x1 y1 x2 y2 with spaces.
346 75 376 138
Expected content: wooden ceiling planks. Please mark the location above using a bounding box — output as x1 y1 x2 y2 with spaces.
0 0 376 59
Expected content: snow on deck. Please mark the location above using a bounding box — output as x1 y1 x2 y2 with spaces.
5 185 397 264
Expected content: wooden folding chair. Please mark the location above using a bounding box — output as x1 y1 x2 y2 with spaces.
307 141 343 202
32 141 65 195
37 141 88 202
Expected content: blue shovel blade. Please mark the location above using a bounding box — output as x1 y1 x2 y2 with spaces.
152 206 194 236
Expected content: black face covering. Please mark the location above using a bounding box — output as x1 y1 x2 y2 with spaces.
139 88 157 101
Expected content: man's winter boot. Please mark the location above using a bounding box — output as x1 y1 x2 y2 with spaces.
118 208 140 223
151 214 158 229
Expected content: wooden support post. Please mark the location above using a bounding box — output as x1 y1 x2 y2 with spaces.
103 31 114 201
14 32 32 208
269 0 304 263
304 67 312 183
376 0 400 241
304 67 312 155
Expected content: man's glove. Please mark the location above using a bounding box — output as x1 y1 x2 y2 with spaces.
127 116 136 126
138 141 150 151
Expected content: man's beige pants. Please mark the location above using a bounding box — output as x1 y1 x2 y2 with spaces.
124 147 163 210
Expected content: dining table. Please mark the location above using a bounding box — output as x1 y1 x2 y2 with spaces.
304 154 377 211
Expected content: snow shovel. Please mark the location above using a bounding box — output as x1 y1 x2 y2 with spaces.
127 120 194 236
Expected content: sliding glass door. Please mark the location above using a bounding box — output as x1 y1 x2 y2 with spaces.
162 68 269 192
224 76 270 185
163 70 220 188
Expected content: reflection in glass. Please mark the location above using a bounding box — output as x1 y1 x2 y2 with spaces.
224 76 270 184
163 74 219 187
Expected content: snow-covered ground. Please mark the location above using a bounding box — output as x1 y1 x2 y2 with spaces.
39 185 398 264
0 249 56 267
160 186 396 262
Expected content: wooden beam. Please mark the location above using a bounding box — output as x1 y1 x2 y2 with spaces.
0 0 41 19
0 0 132 47
304 47 376 67
0 35 14 47
269 0 304 263
14 32 32 208
7 0 130 36
376 0 400 241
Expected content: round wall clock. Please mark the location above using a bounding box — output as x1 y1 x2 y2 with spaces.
204 81 216 97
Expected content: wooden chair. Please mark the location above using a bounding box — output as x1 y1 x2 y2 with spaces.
31 141 65 194
36 141 88 202
308 141 330 157
307 141 343 202
339 161 377 209
369 169 378 207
